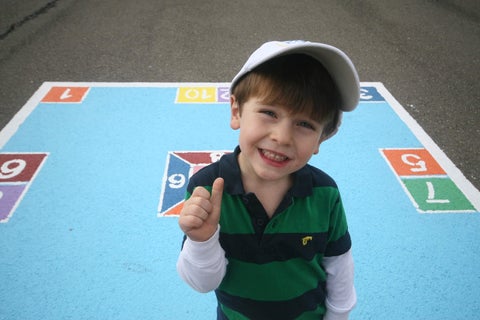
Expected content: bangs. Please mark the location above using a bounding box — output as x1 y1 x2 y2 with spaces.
245 74 326 121
232 54 340 124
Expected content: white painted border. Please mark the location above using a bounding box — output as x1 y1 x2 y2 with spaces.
379 148 476 213
0 83 51 149
369 82 480 211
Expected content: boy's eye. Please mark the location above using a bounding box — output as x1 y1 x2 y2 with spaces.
297 121 315 130
261 110 276 118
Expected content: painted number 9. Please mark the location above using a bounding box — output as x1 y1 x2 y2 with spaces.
168 173 186 189
0 159 27 179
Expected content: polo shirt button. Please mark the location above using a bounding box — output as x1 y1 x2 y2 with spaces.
256 218 265 227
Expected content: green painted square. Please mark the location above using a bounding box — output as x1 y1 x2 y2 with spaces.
401 177 475 213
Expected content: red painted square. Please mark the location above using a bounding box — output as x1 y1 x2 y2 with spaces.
0 153 48 182
41 87 89 103
381 148 445 176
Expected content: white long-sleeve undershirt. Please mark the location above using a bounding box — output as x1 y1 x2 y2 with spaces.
177 227 227 293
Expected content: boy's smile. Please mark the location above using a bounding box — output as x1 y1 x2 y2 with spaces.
259 148 290 166
230 96 325 187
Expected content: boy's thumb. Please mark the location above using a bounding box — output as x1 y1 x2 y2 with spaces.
209 177 224 222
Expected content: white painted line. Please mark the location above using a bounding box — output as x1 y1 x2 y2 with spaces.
372 82 480 211
0 83 52 149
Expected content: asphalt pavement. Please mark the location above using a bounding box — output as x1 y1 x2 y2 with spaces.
1 0 479 190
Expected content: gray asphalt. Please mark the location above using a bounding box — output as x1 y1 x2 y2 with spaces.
1 0 479 190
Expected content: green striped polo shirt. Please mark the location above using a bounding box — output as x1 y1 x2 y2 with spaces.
185 146 351 319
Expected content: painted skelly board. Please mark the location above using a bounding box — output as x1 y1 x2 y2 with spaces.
0 82 478 319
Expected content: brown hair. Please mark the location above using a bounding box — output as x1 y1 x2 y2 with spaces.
231 53 341 138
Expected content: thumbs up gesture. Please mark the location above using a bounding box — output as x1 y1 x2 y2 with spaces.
179 178 224 242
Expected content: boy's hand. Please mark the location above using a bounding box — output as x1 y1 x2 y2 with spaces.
178 178 224 242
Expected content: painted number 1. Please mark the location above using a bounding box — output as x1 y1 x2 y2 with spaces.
425 181 449 204
184 89 212 100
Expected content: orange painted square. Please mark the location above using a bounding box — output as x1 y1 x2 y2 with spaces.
41 87 89 103
163 202 185 216
381 148 446 176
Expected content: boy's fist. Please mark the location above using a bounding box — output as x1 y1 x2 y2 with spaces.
178 177 224 242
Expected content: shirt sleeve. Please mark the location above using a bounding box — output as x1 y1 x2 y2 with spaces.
322 249 356 320
176 226 228 293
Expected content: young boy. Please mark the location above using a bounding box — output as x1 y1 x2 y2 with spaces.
177 40 359 320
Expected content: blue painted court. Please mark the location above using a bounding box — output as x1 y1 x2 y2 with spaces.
1 82 479 319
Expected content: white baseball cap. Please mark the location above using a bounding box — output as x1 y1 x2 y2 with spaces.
230 40 360 111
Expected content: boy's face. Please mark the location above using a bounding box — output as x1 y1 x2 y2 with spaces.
230 95 325 185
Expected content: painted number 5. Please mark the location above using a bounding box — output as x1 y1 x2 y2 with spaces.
0 159 27 179
401 154 427 173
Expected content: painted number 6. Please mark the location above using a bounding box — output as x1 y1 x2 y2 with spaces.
168 173 186 189
0 159 27 179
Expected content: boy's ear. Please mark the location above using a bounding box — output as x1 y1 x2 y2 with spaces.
318 112 342 146
230 95 241 130
313 141 321 155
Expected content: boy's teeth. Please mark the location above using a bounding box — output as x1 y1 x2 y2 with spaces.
262 150 287 161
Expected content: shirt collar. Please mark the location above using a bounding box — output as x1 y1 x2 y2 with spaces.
219 146 313 198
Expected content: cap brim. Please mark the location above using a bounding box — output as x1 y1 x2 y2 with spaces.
230 41 360 111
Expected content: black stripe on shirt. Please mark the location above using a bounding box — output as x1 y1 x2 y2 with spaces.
219 232 329 264
215 280 326 320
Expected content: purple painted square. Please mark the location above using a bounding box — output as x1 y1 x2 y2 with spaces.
0 184 27 222
217 87 230 103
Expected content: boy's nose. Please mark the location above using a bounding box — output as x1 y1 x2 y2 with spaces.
271 123 293 145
